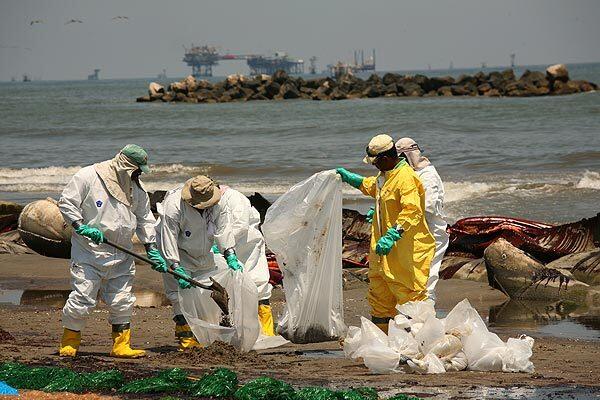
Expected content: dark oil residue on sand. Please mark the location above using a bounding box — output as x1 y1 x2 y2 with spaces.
156 341 265 365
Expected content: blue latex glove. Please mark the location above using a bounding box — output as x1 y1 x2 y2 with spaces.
375 227 403 256
173 265 193 289
366 206 375 223
225 253 243 272
335 168 364 189
211 244 220 254
75 224 104 244
147 249 167 273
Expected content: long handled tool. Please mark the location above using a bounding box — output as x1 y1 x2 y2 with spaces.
102 238 230 317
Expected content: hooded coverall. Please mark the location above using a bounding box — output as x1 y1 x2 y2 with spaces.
359 161 435 320
416 165 449 301
156 187 235 316
215 187 274 335
58 165 156 331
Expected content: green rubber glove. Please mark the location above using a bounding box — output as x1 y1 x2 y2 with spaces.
366 206 375 223
335 168 364 189
147 249 167 273
375 227 403 256
225 253 243 272
75 224 104 245
211 244 220 254
173 265 193 289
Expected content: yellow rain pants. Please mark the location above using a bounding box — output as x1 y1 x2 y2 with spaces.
359 160 435 319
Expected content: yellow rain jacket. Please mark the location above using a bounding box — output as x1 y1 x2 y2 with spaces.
359 160 435 318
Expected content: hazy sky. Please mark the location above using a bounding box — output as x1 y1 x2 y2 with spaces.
1 0 599 80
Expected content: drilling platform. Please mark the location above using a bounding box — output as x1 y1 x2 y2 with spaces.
183 45 304 77
327 49 376 78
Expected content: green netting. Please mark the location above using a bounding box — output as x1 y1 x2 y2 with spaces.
0 362 422 400
0 363 123 393
234 376 297 400
387 394 422 400
296 387 339 400
119 368 190 394
189 368 238 398
43 370 124 393
336 387 378 400
0 363 74 390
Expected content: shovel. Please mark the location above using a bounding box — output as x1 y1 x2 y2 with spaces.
101 237 230 318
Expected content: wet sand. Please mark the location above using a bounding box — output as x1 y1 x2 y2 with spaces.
1 252 600 399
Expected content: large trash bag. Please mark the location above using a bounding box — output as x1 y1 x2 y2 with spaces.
179 269 260 352
262 170 347 343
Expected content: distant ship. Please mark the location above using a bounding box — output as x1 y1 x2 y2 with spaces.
22 74 31 82
157 69 167 80
87 69 100 80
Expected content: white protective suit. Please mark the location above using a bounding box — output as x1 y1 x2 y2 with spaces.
156 187 235 316
396 138 449 301
416 165 449 300
214 187 272 301
58 165 156 331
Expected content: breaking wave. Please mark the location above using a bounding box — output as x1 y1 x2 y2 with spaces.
575 170 600 190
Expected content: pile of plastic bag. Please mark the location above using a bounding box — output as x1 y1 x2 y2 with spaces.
262 170 347 343
344 299 534 374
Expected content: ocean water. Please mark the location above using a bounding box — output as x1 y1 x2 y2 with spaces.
1 63 599 224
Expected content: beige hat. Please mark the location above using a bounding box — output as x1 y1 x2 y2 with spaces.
181 175 221 209
363 133 395 164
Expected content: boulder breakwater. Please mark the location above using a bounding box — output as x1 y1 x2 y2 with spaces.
137 64 596 104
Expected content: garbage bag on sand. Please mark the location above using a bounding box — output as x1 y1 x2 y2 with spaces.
262 170 347 343
343 299 534 374
179 269 259 352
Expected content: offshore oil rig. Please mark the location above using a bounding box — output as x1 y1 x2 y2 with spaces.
328 49 376 78
183 45 304 77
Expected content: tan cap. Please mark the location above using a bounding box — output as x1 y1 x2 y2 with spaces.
181 175 221 209
363 134 395 164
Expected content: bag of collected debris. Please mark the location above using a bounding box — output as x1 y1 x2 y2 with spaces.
262 170 347 343
179 269 260 352
343 299 535 374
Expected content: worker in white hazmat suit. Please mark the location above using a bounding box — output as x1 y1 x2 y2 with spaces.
396 138 449 302
156 175 242 350
211 185 274 336
58 144 168 358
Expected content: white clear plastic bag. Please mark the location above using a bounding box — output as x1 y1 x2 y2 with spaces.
396 299 436 324
503 336 535 373
362 343 401 374
388 320 420 359
414 316 445 355
407 353 446 374
179 269 260 352
262 170 347 343
443 299 487 338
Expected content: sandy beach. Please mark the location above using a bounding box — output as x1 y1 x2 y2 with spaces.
1 250 599 399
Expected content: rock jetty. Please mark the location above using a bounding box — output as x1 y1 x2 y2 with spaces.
137 64 597 104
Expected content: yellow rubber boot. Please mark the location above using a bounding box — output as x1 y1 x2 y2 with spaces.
258 304 275 336
371 316 391 334
375 323 389 334
175 324 203 351
59 328 81 357
109 324 146 358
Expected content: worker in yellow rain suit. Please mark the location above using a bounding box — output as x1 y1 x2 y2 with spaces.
336 133 435 333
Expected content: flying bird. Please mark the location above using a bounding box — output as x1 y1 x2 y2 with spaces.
111 16 129 21
64 19 83 25
29 20 43 26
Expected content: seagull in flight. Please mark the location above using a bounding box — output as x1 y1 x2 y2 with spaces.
29 19 43 26
64 19 83 25
111 16 129 21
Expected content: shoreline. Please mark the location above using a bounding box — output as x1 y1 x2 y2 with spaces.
1 251 599 398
